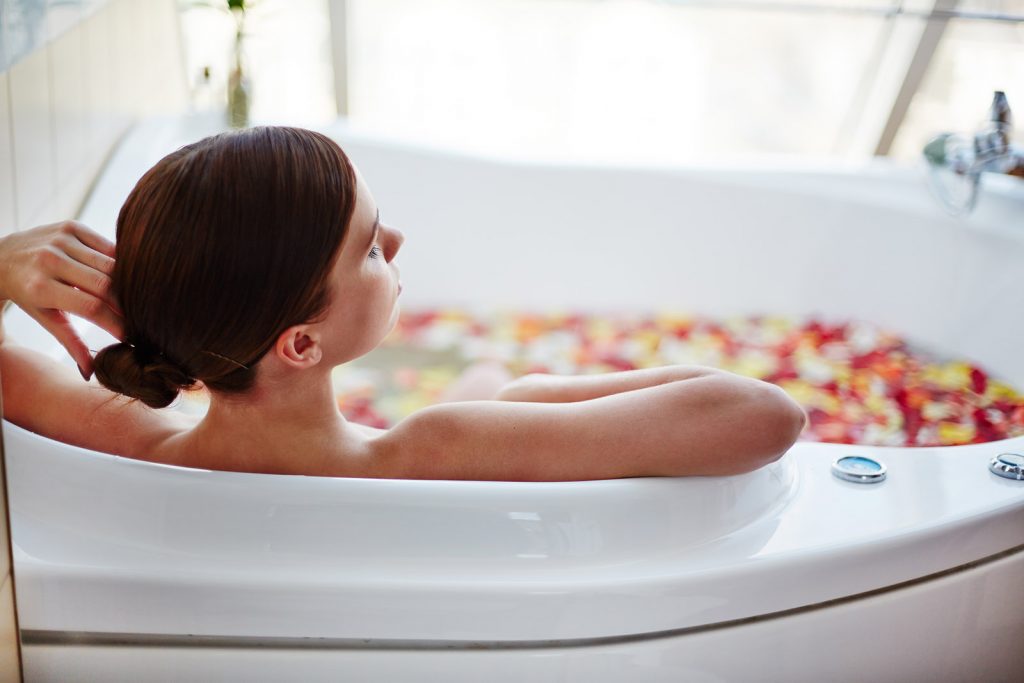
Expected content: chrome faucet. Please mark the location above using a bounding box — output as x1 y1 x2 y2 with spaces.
922 91 1024 215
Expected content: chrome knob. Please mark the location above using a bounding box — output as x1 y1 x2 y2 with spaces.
989 453 1024 481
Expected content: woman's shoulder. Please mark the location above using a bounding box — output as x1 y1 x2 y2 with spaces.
362 399 573 481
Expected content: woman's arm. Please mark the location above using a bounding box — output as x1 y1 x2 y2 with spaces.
439 360 728 404
0 221 185 457
0 343 190 458
373 368 807 481
494 365 725 403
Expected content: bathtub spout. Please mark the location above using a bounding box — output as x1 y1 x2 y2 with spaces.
922 91 1024 215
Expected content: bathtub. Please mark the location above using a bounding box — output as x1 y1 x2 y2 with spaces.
4 112 1024 681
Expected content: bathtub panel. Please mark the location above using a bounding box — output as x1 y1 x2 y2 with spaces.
19 547 1024 683
0 576 18 679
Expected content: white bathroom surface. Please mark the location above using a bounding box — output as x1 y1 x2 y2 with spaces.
5 112 1024 644
7 418 1024 642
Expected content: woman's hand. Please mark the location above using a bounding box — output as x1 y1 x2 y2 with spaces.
0 220 124 379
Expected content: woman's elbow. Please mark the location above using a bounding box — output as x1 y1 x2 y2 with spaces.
709 379 807 476
756 384 807 466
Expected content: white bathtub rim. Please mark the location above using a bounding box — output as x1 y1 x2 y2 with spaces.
85 112 1024 246
7 418 1024 641
2 417 800 562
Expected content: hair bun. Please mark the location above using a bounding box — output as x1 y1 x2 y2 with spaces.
94 341 196 409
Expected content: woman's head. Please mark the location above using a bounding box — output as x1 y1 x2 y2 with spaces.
95 125 404 408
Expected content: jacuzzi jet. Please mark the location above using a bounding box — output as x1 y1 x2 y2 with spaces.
989 453 1024 480
831 455 887 483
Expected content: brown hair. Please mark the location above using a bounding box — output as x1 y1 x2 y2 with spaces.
94 126 358 408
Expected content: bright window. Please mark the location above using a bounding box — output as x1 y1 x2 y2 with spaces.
177 0 1024 164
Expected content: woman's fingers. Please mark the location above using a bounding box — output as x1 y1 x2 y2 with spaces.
38 279 125 342
48 244 120 313
25 307 94 379
62 232 116 277
23 279 125 376
65 220 116 258
58 284 125 341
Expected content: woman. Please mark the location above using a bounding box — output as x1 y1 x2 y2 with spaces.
0 126 806 481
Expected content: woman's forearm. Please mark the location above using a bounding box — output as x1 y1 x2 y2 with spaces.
494 364 727 403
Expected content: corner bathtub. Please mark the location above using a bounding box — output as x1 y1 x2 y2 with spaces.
5 113 1024 682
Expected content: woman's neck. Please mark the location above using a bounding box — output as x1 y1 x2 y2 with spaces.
182 368 367 474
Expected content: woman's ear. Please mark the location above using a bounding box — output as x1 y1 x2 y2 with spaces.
274 325 323 369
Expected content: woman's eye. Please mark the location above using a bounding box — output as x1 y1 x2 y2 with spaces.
369 245 382 259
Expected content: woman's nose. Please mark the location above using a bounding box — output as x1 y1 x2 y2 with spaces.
386 226 405 262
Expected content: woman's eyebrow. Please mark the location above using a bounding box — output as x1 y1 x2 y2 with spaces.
366 209 380 250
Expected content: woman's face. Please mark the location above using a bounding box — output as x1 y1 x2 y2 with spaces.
317 166 405 365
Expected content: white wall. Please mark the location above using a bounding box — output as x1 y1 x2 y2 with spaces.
0 1 189 679
2 0 188 234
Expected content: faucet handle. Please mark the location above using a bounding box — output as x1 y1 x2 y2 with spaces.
983 92 1024 178
922 91 1022 215
975 91 1013 162
989 91 1012 129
